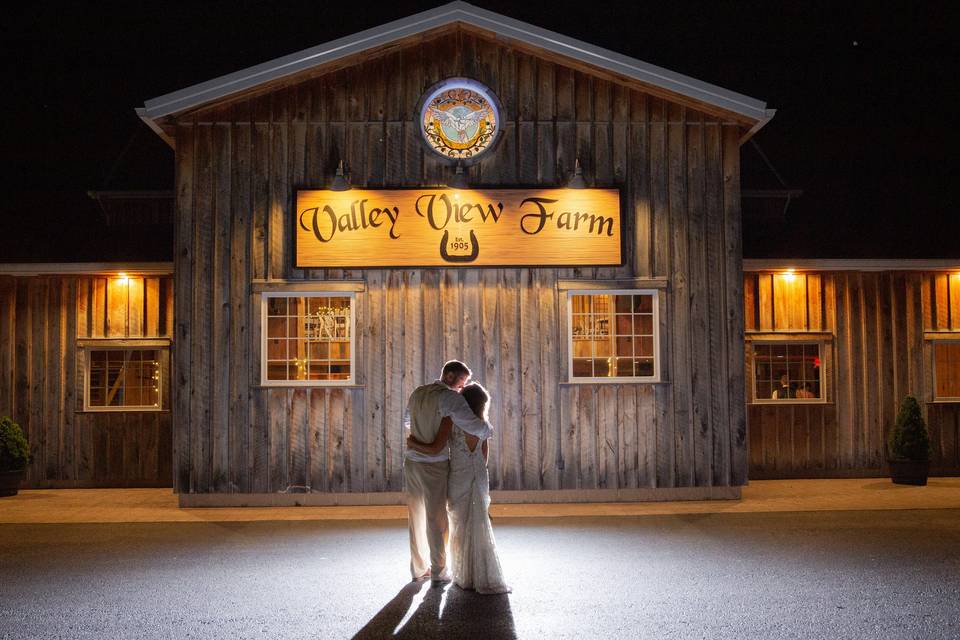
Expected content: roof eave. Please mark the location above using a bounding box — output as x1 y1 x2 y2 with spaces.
740 108 777 144
136 107 175 150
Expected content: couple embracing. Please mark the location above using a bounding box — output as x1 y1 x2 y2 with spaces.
403 360 511 594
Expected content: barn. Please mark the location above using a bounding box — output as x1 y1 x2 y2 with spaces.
2 3 957 505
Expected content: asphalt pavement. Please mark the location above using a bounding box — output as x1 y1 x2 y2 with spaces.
1 509 958 639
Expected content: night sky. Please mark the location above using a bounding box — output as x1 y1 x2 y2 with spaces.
3 0 957 262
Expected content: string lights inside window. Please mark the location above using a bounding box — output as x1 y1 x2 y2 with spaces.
87 349 162 410
569 291 658 381
263 293 354 384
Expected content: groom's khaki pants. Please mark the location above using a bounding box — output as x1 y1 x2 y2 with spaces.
403 457 449 580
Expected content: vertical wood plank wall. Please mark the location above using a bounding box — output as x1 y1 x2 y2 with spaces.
745 271 960 477
0 275 174 487
172 29 747 495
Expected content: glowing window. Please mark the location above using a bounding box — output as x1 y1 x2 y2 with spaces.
934 341 960 400
86 348 163 411
752 342 824 402
568 291 658 382
262 293 355 386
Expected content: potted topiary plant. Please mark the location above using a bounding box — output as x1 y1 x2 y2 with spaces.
0 416 31 497
887 395 932 486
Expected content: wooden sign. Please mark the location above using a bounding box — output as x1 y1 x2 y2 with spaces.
295 188 621 268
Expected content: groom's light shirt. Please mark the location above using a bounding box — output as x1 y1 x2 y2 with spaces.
404 380 494 463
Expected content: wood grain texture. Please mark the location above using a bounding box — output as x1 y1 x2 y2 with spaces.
719 125 747 483
2 275 173 488
706 121 731 487
537 269 561 490
519 269 542 489
498 269 522 490
383 269 404 491
62 279 77 481
212 123 232 491
745 269 960 478
480 269 503 489
668 104 692 487
159 29 765 497
191 124 214 493
687 114 711 486
365 269 385 492
229 121 252 492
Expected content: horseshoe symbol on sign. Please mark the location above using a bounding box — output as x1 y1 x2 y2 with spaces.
439 229 480 263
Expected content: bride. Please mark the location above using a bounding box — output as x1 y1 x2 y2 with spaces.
406 382 511 594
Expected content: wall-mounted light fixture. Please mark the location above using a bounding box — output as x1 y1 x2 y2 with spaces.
566 158 587 189
330 160 350 191
780 269 797 282
446 161 469 189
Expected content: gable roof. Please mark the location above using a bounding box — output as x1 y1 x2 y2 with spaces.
139 1 774 144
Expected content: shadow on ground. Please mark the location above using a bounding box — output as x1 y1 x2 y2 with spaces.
352 581 516 639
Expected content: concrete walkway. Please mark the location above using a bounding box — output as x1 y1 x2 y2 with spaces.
2 477 959 523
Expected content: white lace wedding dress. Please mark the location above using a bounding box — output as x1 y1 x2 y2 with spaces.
447 426 511 594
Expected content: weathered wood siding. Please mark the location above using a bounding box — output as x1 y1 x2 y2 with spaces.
745 271 960 478
0 275 173 487
172 29 747 495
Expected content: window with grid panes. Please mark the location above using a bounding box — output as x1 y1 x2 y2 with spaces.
752 342 824 402
86 348 163 410
933 341 960 400
262 293 354 385
568 291 658 381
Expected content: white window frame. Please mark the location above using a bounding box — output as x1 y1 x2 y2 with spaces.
566 289 660 383
82 342 166 412
932 337 960 402
749 338 828 405
260 291 356 387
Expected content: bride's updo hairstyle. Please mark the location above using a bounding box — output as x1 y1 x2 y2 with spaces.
461 382 490 421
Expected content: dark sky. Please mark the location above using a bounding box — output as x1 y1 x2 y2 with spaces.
2 0 957 261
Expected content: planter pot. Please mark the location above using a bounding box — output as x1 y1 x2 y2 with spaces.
888 459 930 486
0 469 24 497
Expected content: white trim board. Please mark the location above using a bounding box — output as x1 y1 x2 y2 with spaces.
565 288 661 384
744 259 960 272
259 290 357 387
0 262 174 276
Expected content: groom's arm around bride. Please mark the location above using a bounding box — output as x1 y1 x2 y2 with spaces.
402 360 492 582
437 387 493 440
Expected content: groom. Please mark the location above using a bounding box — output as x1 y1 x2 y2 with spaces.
403 360 493 583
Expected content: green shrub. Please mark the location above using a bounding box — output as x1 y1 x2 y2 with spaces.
0 416 30 472
888 396 931 461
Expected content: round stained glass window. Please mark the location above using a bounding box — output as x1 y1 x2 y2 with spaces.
418 78 501 163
